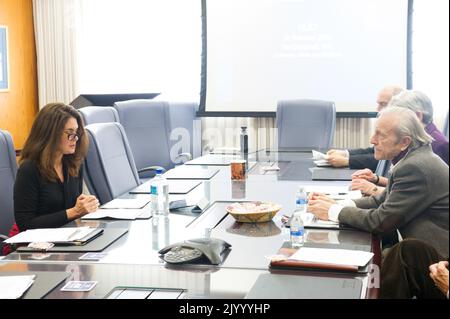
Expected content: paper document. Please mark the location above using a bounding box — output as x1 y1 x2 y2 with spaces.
325 190 362 200
313 159 331 167
82 208 143 220
301 213 340 228
312 150 328 160
101 198 150 209
0 275 36 299
5 227 97 244
289 247 374 267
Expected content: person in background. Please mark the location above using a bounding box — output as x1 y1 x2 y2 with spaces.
308 107 449 259
351 90 449 196
380 238 448 299
14 103 99 231
326 85 404 171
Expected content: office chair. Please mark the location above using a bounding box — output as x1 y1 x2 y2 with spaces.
84 122 158 204
276 99 336 149
375 160 390 178
0 130 18 249
78 106 120 125
114 99 192 179
167 101 201 160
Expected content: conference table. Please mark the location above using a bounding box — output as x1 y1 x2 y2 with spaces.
0 148 381 299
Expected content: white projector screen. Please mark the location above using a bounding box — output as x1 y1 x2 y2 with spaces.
204 0 409 113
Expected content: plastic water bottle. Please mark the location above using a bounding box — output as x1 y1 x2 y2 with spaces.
295 186 307 214
150 169 169 216
290 212 304 248
291 186 307 247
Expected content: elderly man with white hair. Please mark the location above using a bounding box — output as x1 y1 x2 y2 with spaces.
350 90 449 197
308 106 449 261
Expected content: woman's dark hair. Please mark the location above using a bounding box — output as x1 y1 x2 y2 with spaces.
20 103 88 181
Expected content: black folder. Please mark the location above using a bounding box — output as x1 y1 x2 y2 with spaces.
17 228 128 253
311 167 359 181
245 273 362 299
0 271 70 299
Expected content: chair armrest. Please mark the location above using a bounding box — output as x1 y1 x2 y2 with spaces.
138 166 166 174
175 152 192 163
203 145 214 154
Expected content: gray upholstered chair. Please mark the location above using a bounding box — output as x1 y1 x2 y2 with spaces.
167 101 201 160
0 130 18 242
276 99 336 149
78 106 120 125
84 122 155 204
114 100 192 179
375 160 390 178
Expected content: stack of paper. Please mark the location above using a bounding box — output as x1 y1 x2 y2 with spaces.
101 198 151 209
82 208 144 220
0 275 36 299
301 213 340 228
289 247 374 267
4 227 97 244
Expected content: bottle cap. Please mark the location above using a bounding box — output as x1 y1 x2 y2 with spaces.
156 168 164 175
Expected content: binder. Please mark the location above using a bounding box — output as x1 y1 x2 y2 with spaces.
16 228 128 253
269 242 371 273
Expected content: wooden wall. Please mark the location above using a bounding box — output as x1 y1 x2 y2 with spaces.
0 0 38 150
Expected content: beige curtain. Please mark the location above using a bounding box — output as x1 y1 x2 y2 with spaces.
33 0 81 108
201 117 375 153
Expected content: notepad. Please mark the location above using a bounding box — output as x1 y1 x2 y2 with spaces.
0 275 36 299
289 247 374 267
5 227 98 244
82 208 143 220
101 198 151 209
312 150 328 160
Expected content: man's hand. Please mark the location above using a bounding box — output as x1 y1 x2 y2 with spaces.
352 168 377 183
429 261 449 296
307 196 334 221
351 178 379 196
326 154 349 167
326 149 348 157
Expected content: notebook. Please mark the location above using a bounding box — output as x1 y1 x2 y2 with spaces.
269 242 373 273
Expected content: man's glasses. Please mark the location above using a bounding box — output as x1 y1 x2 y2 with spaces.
64 131 81 142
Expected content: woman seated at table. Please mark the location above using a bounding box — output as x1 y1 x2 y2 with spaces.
14 103 99 231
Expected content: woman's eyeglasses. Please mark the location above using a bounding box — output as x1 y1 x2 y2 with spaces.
64 131 81 141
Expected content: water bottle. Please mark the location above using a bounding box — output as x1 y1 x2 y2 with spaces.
291 186 307 247
240 126 248 154
290 212 304 248
150 169 169 215
295 186 307 214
